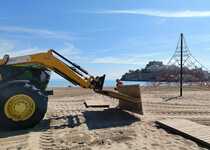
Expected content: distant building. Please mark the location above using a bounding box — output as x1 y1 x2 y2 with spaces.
121 61 210 82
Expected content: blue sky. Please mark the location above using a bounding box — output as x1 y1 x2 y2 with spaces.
1 0 210 81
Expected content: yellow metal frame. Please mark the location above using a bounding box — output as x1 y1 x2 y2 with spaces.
30 51 92 88
0 50 92 88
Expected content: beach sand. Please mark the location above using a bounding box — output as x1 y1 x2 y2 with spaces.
0 86 210 150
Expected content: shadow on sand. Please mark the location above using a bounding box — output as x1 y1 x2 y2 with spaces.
0 109 140 138
163 96 180 102
0 114 83 138
83 108 140 130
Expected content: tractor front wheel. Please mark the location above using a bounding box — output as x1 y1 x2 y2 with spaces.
0 82 48 130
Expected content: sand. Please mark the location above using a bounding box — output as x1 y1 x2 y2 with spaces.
0 86 210 150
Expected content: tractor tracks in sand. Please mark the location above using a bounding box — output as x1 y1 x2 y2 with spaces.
1 93 210 150
143 101 210 126
39 99 87 150
144 102 210 114
0 133 30 150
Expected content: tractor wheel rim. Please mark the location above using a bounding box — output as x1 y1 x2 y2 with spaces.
4 94 36 121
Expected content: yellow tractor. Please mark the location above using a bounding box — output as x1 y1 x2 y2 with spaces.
0 49 142 130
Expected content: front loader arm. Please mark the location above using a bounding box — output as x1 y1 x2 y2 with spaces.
0 49 143 114
0 49 105 89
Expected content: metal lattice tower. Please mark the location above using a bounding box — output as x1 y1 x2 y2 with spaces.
167 33 209 96
167 34 208 71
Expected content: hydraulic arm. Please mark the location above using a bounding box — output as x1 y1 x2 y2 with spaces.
0 49 105 90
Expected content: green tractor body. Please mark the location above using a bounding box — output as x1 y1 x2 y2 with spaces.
0 65 51 91
0 65 50 130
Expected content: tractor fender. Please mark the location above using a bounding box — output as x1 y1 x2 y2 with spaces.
0 80 31 90
0 80 53 96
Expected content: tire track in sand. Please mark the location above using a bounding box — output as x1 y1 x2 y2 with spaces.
0 133 29 150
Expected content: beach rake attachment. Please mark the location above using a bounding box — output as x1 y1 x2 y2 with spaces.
95 84 143 115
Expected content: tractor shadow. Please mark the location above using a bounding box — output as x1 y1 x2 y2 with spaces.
83 108 140 130
0 119 49 138
0 115 81 138
0 109 140 138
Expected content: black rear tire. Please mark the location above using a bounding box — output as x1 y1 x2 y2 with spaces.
0 82 48 130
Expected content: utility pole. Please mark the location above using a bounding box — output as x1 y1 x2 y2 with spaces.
180 33 183 97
